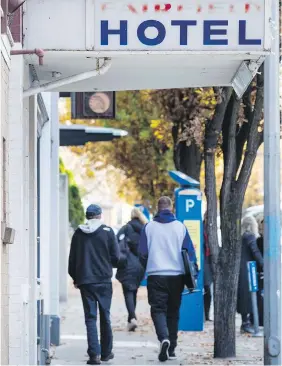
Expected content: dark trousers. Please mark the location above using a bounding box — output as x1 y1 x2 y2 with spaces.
241 313 252 324
147 275 184 351
204 285 212 320
80 283 113 358
122 286 137 322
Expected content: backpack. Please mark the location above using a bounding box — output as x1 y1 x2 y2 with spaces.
116 225 131 269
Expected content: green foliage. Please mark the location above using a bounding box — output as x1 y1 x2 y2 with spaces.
80 91 176 207
59 158 85 229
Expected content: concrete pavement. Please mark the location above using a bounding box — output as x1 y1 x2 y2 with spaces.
51 281 263 365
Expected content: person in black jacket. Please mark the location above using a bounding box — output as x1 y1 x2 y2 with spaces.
116 207 147 331
237 215 263 334
68 204 120 365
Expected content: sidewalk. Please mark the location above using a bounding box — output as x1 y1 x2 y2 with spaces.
51 282 263 365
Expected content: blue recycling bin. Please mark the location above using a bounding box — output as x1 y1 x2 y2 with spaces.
169 171 204 331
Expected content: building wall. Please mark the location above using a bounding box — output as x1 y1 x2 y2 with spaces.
8 44 38 365
1 33 11 366
8 44 27 364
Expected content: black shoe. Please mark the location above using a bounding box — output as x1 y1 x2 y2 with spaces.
87 356 101 365
240 323 254 334
158 340 170 362
101 352 114 362
168 350 177 360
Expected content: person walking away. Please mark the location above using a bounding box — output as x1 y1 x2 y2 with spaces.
116 207 147 331
203 213 213 321
139 196 197 362
255 214 264 327
68 204 120 365
237 215 263 334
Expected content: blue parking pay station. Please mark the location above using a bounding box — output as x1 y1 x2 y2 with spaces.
247 261 262 336
169 171 204 331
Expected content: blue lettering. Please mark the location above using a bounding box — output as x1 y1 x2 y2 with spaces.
239 20 261 45
137 20 166 46
203 20 228 46
101 20 128 46
171 20 197 45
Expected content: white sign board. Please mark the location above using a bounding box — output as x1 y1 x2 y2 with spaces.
94 0 267 51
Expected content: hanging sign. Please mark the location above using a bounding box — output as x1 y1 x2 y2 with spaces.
94 0 266 51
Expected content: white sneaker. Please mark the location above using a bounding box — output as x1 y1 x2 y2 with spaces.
127 318 137 332
158 339 170 362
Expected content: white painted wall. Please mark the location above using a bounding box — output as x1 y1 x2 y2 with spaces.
8 45 38 364
8 43 26 365
1 32 12 366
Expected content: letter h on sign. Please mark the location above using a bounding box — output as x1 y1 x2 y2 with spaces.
101 20 128 45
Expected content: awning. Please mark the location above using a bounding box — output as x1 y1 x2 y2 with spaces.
23 0 270 96
60 124 128 146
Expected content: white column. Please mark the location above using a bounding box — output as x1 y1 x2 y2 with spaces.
28 95 38 365
263 0 281 364
40 115 51 315
49 92 60 345
59 174 69 302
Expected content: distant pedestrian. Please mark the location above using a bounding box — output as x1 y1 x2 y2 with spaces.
116 207 148 331
203 213 213 321
237 215 263 334
68 204 120 365
139 197 197 362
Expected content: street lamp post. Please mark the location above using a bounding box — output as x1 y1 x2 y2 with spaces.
264 0 281 364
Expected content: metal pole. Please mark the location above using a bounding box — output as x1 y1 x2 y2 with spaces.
264 0 281 363
251 292 260 334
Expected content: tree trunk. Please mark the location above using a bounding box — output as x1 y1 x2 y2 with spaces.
214 200 242 358
204 152 219 273
178 141 202 181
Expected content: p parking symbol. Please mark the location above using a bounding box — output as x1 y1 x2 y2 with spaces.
186 199 195 212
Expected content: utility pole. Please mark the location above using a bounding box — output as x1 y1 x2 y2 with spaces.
264 0 281 364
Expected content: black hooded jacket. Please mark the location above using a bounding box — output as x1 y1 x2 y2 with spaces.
116 218 145 290
68 220 120 286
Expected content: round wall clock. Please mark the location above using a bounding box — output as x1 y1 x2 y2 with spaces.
88 92 111 114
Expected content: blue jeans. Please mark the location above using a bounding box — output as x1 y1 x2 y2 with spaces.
80 283 113 358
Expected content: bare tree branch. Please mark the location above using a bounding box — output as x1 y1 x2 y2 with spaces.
205 87 233 152
236 68 264 200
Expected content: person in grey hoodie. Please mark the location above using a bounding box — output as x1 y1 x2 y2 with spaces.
68 204 120 365
139 196 197 362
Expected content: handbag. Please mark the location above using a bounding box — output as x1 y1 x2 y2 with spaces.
116 225 131 269
181 249 197 291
